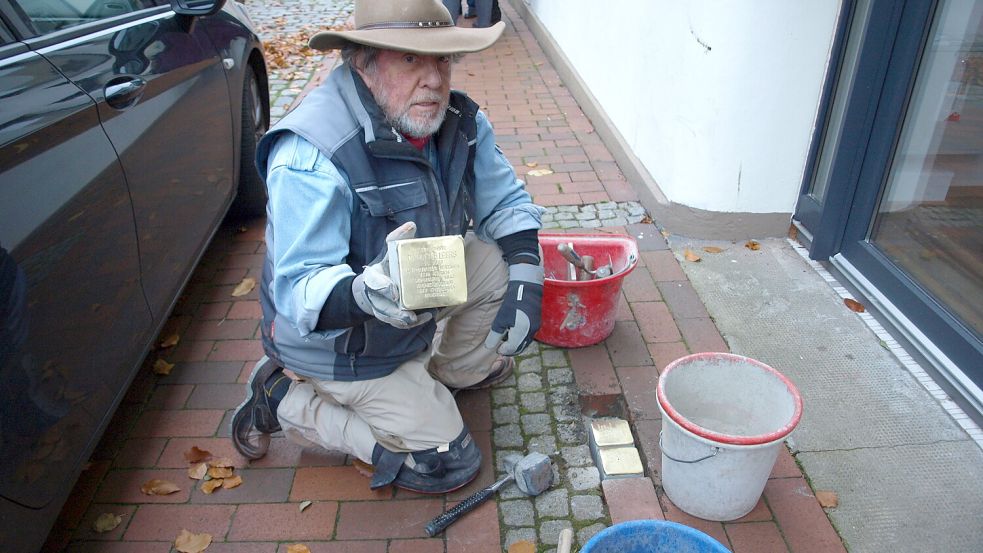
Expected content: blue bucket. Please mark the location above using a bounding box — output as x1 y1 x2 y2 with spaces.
580 520 731 553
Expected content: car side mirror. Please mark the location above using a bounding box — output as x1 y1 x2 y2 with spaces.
170 0 227 17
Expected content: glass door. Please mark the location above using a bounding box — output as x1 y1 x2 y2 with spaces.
835 0 983 402
867 1 983 343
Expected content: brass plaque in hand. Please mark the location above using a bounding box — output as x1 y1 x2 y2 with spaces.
388 235 467 310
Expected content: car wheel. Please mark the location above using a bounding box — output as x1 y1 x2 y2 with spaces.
230 65 268 218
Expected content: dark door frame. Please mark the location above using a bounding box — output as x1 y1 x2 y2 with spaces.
796 0 983 388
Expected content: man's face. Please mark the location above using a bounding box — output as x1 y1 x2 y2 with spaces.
358 49 452 138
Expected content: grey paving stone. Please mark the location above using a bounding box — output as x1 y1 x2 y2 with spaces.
568 466 601 490
520 392 547 413
627 214 645 224
608 217 629 227
576 211 596 220
501 499 535 526
577 523 607 546
553 403 580 422
493 405 520 424
625 202 647 216
557 420 587 445
518 372 543 391
499 372 517 387
559 219 580 229
492 387 517 405
517 356 542 374
521 413 552 435
528 434 558 456
581 219 603 228
543 221 561 229
581 204 597 212
571 494 605 521
561 445 593 467
540 520 574 545
273 95 295 107
549 385 577 407
554 212 574 221
547 368 574 386
494 424 524 448
500 484 527 500
557 205 579 213
521 342 540 355
535 488 570 518
598 210 615 220
505 528 538 548
496 450 524 473
541 349 567 367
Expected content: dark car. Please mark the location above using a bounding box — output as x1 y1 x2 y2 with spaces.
0 0 269 549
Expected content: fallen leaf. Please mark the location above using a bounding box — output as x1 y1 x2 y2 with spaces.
221 475 243 489
188 463 208 480
236 225 248 234
175 529 212 553
683 249 701 262
299 500 313 512
508 540 536 553
207 467 234 479
141 479 181 496
844 298 866 313
287 545 312 553
92 512 122 533
159 334 180 348
526 168 554 177
702 246 724 254
207 457 235 468
816 490 839 508
152 359 174 375
524 161 538 168
660 229 671 239
184 446 212 464
200 479 223 494
744 240 761 251
231 277 256 297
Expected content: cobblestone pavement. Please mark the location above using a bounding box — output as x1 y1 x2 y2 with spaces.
43 1 847 552
244 0 352 121
488 345 610 549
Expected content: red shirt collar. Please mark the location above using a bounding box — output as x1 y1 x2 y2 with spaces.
405 135 430 150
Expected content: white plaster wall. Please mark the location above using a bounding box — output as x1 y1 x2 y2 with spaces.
524 0 840 214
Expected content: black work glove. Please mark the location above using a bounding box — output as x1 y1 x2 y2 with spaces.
484 263 544 355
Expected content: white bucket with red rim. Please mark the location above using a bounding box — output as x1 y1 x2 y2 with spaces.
657 352 803 521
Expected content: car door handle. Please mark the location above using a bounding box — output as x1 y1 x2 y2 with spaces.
104 76 147 109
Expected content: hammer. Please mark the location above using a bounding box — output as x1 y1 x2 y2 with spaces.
425 452 553 536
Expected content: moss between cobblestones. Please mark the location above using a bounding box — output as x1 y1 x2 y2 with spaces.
494 343 612 552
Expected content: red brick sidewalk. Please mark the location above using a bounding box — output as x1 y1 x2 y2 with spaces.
44 3 846 552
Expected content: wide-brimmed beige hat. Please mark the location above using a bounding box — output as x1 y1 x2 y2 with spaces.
309 0 505 55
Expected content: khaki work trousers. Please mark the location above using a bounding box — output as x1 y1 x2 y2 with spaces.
276 233 508 462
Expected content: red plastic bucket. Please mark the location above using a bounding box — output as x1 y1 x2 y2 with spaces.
535 233 638 348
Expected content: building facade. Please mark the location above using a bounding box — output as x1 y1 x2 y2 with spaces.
513 0 983 414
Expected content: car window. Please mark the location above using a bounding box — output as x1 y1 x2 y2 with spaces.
10 0 160 34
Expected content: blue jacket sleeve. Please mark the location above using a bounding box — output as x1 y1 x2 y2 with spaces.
265 133 358 337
